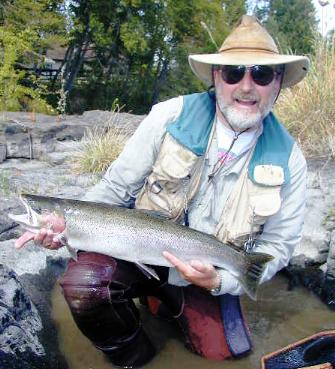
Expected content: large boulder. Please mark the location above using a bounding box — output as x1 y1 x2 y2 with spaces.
0 111 143 162
288 159 335 307
0 264 68 369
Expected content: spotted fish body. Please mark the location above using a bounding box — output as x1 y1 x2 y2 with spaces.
9 193 274 300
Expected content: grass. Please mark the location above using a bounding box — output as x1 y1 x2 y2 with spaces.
72 109 132 174
0 171 11 197
275 37 335 158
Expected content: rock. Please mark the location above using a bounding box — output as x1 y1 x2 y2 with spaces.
286 159 335 307
6 132 33 159
0 265 47 368
0 199 21 242
0 110 142 162
0 142 6 163
326 229 335 279
0 245 69 369
291 160 335 268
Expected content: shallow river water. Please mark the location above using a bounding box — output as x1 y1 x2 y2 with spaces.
51 274 335 369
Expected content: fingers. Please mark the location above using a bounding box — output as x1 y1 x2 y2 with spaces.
189 260 213 274
42 213 66 233
163 251 197 281
14 212 65 251
36 228 63 249
15 231 35 249
163 251 213 276
15 228 63 250
163 251 189 272
34 228 48 244
162 251 218 289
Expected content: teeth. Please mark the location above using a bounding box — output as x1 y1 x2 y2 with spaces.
237 99 255 103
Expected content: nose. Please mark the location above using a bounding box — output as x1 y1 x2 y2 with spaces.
239 69 254 91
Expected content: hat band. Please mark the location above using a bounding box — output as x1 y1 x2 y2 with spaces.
219 47 279 55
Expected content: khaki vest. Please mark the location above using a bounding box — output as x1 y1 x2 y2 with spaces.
135 131 283 249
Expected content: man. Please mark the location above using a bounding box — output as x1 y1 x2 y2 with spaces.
16 15 309 368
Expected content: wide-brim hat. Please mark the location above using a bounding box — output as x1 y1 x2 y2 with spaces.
189 15 310 88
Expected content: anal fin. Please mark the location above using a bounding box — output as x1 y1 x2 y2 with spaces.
135 262 160 280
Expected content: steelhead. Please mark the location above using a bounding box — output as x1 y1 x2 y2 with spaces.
9 193 274 300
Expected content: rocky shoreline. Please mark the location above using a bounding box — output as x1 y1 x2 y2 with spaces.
0 111 335 368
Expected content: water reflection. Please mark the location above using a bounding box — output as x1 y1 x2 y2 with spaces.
51 274 335 369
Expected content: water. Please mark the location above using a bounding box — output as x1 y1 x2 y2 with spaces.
51 275 335 369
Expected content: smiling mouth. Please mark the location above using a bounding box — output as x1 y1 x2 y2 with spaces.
235 98 258 106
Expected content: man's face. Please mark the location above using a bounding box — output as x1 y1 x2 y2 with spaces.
214 65 282 131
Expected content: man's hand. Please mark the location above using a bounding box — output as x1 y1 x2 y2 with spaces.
163 251 221 291
15 213 66 250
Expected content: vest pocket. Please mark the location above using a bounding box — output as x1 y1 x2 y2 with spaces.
248 185 282 225
135 133 202 220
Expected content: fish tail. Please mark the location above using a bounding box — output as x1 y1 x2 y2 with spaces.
240 252 273 301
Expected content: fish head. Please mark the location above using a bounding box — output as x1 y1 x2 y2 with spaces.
8 194 64 233
8 195 44 232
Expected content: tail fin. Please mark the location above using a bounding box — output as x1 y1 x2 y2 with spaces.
239 252 273 301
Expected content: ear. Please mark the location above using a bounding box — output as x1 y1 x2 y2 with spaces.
212 68 220 87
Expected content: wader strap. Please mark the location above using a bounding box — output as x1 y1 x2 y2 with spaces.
220 294 252 356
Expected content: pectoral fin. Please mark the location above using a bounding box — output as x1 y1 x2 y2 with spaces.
135 262 160 280
55 233 78 261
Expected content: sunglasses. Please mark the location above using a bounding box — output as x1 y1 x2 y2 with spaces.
219 65 284 86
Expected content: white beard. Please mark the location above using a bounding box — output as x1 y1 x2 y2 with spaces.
218 102 263 131
216 90 277 131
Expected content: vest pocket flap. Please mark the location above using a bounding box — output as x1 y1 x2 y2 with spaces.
253 165 284 186
154 134 199 179
249 186 281 217
158 153 197 179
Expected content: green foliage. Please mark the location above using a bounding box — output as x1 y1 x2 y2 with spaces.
0 27 53 112
0 0 68 113
253 0 318 54
1 0 67 47
65 0 235 114
222 0 247 29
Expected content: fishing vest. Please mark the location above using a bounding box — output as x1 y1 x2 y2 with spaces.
135 92 294 248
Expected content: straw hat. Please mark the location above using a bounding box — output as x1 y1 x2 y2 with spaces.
189 15 310 88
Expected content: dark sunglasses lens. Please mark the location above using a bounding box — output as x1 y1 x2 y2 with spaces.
221 66 245 84
251 65 275 86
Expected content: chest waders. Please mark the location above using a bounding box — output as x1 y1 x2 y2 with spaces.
59 252 251 368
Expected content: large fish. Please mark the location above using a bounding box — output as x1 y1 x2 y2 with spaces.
9 193 273 300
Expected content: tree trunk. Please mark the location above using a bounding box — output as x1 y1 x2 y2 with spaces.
63 25 90 93
151 57 169 105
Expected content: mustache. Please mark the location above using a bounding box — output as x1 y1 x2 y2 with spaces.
233 92 260 102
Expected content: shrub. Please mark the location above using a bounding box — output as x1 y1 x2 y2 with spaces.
72 109 131 174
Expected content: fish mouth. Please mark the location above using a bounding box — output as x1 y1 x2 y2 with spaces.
8 195 41 231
